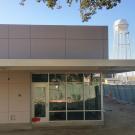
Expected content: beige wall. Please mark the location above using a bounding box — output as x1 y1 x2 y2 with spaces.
0 25 108 59
0 71 30 123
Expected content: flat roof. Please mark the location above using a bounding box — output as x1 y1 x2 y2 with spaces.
0 59 135 73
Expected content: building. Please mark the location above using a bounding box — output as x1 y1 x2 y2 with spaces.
0 24 134 127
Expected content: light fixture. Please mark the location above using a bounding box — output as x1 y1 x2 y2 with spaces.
55 85 59 89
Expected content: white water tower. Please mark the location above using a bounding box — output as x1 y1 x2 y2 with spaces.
113 19 131 59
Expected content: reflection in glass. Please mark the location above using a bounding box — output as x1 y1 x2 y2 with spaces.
33 87 46 117
32 73 102 121
49 74 66 82
32 74 48 82
67 82 83 110
50 112 66 121
67 73 83 111
49 74 66 111
67 74 83 82
84 73 101 110
85 111 101 120
67 112 83 120
35 103 45 117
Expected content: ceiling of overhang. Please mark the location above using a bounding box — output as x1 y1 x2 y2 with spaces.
97 66 135 73
0 59 135 73
0 66 135 74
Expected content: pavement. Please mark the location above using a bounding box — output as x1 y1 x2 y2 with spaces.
0 97 135 135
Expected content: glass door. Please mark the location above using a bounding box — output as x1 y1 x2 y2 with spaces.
32 83 49 122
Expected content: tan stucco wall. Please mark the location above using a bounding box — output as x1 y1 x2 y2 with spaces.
0 71 30 123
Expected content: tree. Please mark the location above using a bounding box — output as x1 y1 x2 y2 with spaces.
20 0 121 22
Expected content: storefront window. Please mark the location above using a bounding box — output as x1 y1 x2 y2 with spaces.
49 112 66 121
67 74 84 120
32 73 102 121
67 82 83 110
84 73 101 110
49 82 66 111
67 74 83 110
49 74 66 120
85 111 101 120
67 112 83 120
32 74 48 82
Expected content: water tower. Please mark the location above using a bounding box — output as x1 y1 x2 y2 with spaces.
113 19 131 59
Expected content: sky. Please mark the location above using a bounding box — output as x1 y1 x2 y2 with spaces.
0 0 134 59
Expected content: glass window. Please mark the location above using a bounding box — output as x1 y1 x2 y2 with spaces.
85 111 101 120
32 74 48 82
67 73 83 110
49 74 66 120
67 112 83 120
49 74 66 82
32 73 102 121
67 74 83 82
84 73 101 110
33 87 46 117
67 82 83 110
34 103 45 117
49 112 66 121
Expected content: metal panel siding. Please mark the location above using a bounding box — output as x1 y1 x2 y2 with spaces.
66 26 105 40
0 25 8 38
31 39 66 58
0 25 108 59
103 40 108 59
0 39 9 58
103 27 108 40
9 39 30 59
9 25 30 39
30 25 65 39
66 39 104 58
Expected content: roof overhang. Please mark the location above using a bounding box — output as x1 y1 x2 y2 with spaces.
0 59 135 73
